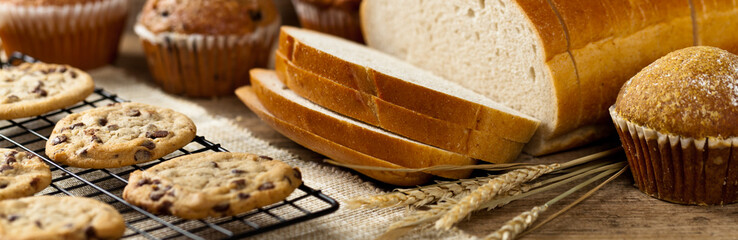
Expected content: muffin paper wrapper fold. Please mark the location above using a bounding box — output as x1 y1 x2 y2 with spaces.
134 20 279 97
0 0 128 69
610 106 738 205
292 0 364 43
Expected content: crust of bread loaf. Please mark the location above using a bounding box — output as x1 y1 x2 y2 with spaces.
524 123 615 156
235 86 432 186
275 52 525 163
550 0 693 137
249 69 475 179
277 26 540 143
694 0 738 54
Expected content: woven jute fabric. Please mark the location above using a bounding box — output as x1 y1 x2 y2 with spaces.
90 67 473 239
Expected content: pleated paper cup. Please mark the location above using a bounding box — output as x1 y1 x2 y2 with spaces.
134 21 279 97
610 106 738 205
292 0 363 43
0 0 128 70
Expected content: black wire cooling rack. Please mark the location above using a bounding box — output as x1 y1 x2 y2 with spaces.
0 53 339 239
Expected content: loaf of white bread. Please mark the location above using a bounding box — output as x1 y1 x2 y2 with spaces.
360 0 732 155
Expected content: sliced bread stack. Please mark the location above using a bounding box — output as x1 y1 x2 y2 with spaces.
236 26 540 185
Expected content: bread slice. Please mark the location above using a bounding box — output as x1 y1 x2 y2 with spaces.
274 52 525 163
249 69 476 179
276 26 540 143
235 86 432 186
361 0 694 155
692 0 738 54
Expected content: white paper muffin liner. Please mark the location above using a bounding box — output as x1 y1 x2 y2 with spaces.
610 106 738 205
0 0 128 69
292 0 364 43
134 19 279 97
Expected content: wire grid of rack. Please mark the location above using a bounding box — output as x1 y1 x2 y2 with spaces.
0 54 339 239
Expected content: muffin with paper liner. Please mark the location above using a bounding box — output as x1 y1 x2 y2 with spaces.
292 0 363 43
136 0 280 97
610 46 738 205
0 0 128 70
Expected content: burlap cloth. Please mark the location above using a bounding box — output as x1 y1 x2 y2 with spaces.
88 65 473 239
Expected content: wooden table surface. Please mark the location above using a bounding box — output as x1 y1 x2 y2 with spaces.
113 3 738 238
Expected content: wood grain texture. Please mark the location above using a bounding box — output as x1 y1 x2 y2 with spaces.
113 9 738 237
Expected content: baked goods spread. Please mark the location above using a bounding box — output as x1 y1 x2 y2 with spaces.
360 0 695 156
135 0 280 97
249 69 476 180
236 85 433 186
0 149 51 201
0 63 94 120
0 196 126 240
611 46 738 205
122 152 302 219
291 0 364 42
45 102 196 168
0 0 128 69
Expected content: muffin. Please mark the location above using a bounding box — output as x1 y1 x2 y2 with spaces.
0 0 128 70
135 0 280 97
292 0 363 43
610 46 738 205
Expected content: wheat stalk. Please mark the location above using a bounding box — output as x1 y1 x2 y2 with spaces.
434 164 559 230
346 175 498 209
484 204 549 240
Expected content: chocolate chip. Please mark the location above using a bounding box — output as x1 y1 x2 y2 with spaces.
85 226 96 238
7 215 18 222
249 9 262 21
8 151 17 157
152 179 161 185
294 168 302 179
259 155 273 160
134 150 151 161
77 148 88 157
212 203 230 212
150 191 165 201
70 122 85 129
58 67 67 73
98 118 107 126
30 177 39 187
157 201 173 214
127 109 141 117
146 131 169 139
231 179 247 189
107 124 119 130
35 220 42 228
141 140 156 150
0 182 7 189
51 135 67 145
6 156 15 164
0 164 14 172
210 161 219 168
48 68 56 73
90 135 102 143
238 193 250 200
258 182 274 191
231 169 245 174
70 71 78 78
136 179 152 187
161 10 169 17
84 129 97 135
3 95 19 103
31 81 46 97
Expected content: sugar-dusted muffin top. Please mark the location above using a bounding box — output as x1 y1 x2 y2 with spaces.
295 0 361 8
614 46 738 139
138 0 279 35
0 0 104 6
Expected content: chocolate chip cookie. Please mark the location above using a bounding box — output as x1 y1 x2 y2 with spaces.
46 102 197 168
0 63 94 120
122 152 302 219
0 149 51 200
0 196 125 240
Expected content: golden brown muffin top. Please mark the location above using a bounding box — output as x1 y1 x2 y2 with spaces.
138 0 278 35
0 0 104 6
294 0 361 8
614 46 738 139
